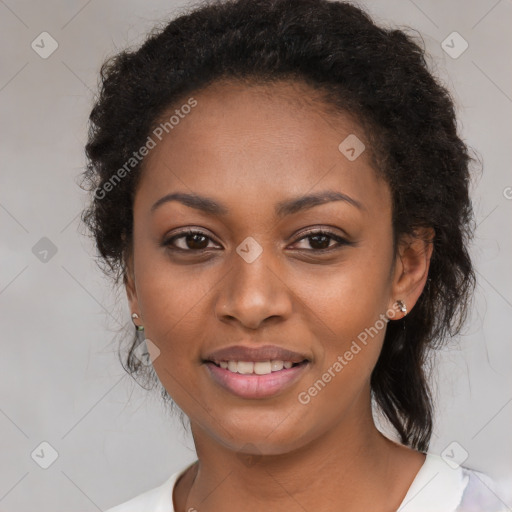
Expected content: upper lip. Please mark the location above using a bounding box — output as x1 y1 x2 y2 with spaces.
203 344 310 364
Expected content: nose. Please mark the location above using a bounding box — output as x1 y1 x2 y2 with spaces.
214 246 293 330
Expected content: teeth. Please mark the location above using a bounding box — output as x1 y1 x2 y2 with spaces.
217 360 299 375
237 361 254 374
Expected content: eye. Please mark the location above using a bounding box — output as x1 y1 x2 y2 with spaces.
292 229 351 252
162 228 352 254
162 229 219 252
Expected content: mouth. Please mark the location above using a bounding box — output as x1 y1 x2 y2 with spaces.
203 359 310 399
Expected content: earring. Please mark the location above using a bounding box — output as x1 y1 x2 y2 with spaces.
131 313 145 343
131 312 144 330
395 300 407 315
131 313 156 366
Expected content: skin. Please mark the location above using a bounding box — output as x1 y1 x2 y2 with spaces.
125 79 434 512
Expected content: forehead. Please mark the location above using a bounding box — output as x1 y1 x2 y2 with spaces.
136 79 389 217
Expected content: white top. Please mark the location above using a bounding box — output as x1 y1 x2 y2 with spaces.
105 453 507 512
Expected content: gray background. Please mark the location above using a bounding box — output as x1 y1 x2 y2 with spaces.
1 0 511 510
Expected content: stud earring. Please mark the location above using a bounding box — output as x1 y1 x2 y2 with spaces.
395 300 407 315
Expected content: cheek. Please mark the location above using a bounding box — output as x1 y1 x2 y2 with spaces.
293 251 392 340
138 273 211 411
132 244 218 371
289 250 393 393
294 283 387 424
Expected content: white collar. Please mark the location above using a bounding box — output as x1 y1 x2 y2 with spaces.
397 452 468 511
106 453 471 511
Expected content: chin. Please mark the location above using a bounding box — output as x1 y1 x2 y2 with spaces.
206 414 313 457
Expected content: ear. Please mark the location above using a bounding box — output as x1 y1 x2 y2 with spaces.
388 227 434 316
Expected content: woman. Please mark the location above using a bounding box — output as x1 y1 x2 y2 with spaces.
80 0 505 510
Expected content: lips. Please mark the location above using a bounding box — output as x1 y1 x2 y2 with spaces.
204 359 311 399
202 344 310 365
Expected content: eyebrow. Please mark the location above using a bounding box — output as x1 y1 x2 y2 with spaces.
150 190 364 217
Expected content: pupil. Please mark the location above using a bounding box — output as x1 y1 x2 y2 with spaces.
310 235 329 250
188 234 207 250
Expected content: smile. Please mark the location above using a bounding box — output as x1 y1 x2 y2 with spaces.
204 360 310 399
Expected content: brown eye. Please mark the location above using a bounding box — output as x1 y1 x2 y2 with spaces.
293 230 351 252
307 233 332 250
163 230 217 251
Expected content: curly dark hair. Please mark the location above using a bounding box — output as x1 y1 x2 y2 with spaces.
79 0 477 452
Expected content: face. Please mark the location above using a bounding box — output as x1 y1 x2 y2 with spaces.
125 79 430 455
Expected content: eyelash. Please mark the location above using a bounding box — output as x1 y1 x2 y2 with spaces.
162 228 351 254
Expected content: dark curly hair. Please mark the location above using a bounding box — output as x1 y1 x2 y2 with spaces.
79 0 477 452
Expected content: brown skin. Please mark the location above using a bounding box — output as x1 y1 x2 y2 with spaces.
125 79 433 512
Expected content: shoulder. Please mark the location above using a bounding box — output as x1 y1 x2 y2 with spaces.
103 475 175 512
104 461 197 512
398 452 508 512
457 465 509 512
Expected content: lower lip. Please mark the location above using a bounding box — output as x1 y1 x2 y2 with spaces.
204 361 310 399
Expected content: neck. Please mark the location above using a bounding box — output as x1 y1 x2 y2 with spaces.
178 393 424 512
